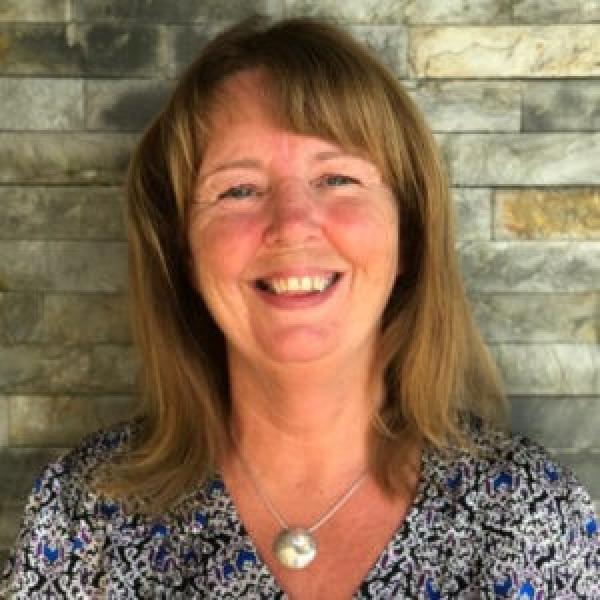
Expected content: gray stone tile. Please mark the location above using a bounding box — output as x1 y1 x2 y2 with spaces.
170 22 232 77
73 0 274 22
76 24 166 76
40 293 131 344
409 25 600 78
0 187 124 240
490 344 600 395
0 546 12 572
0 293 130 344
523 81 600 132
9 395 136 447
285 0 406 23
402 0 511 24
470 293 600 343
0 241 127 292
0 293 42 344
458 241 600 293
0 24 165 76
510 396 600 451
439 133 600 186
0 396 7 447
0 447 64 502
0 133 135 184
409 81 521 132
0 79 83 131
85 79 172 131
513 0 600 24
550 452 600 499
0 24 81 75
346 26 407 76
0 0 68 22
452 188 492 241
0 502 22 549
0 345 137 394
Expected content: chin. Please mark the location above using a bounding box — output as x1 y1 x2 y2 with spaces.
256 326 341 365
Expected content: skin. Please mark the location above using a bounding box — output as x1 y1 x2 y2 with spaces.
188 70 412 597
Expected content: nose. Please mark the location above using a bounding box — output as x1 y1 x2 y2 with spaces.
263 177 320 246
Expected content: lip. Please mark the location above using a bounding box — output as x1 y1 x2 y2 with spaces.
251 271 344 310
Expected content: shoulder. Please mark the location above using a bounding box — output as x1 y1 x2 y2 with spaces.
429 424 599 590
1 420 141 597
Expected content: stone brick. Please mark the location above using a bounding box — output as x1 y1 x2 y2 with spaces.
0 79 83 130
9 395 135 447
346 26 407 76
408 81 521 132
495 188 600 240
0 0 68 22
0 396 7 447
523 81 600 132
470 293 600 344
490 344 599 395
0 292 130 345
285 0 405 23
0 293 42 344
73 0 277 21
40 293 131 344
409 26 600 78
0 241 127 292
513 0 600 24
459 241 600 292
551 452 600 500
510 396 600 452
85 79 172 131
0 447 64 502
452 188 491 241
0 187 124 239
0 503 22 550
402 0 511 24
0 133 135 184
285 0 511 24
0 344 137 394
439 133 600 186
170 23 231 76
0 24 165 76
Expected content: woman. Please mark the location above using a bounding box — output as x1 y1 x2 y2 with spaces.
2 16 598 599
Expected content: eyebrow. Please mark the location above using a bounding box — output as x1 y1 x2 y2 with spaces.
198 150 366 184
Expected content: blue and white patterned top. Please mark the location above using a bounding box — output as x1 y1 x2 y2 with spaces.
1 421 599 598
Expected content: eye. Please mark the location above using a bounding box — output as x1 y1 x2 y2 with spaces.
320 174 360 187
217 184 261 201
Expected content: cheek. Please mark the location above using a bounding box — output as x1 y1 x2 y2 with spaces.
326 199 398 271
189 212 263 286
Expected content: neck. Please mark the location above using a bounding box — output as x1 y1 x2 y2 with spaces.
224 347 384 487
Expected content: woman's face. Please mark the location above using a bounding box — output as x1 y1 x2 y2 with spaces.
189 70 399 368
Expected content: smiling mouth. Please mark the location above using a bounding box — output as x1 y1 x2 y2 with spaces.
254 273 342 295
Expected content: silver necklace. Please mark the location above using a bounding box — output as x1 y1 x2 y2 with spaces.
236 451 367 570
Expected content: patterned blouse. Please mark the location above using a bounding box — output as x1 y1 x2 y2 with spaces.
1 421 598 599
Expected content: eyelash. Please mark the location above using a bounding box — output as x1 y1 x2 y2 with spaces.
217 174 360 201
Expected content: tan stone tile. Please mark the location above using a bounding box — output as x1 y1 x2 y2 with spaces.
410 25 600 78
496 188 600 240
9 395 136 447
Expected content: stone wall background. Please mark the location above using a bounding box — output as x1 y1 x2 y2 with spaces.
0 0 599 565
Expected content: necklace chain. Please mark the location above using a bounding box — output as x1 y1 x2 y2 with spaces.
235 449 367 533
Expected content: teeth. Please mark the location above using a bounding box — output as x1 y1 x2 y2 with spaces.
260 274 337 295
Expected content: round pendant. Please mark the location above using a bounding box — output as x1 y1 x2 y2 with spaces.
273 527 317 569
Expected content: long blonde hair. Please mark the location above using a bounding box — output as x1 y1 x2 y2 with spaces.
98 16 506 512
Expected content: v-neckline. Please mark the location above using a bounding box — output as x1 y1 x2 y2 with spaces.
210 442 436 598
